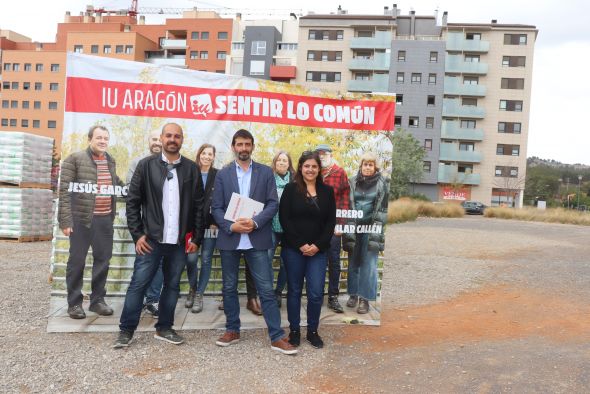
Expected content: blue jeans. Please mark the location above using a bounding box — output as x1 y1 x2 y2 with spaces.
347 233 379 301
119 240 187 332
268 232 287 294
186 236 216 294
327 234 342 297
144 259 163 304
219 249 284 342
282 246 328 332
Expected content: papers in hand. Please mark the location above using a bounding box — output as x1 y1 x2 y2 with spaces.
224 192 264 222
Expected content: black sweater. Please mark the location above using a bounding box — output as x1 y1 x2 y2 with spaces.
279 181 336 252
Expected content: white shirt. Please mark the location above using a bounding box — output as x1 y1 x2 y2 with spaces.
161 154 181 244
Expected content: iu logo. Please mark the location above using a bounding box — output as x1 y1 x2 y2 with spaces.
190 94 213 117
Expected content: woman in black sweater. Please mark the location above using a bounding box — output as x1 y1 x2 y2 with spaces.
279 151 336 349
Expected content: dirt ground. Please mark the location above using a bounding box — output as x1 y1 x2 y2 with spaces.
2 216 590 393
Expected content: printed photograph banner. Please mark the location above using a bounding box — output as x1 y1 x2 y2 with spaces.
48 53 395 332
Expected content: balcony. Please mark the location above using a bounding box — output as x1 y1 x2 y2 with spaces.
446 32 489 52
144 56 186 67
442 99 485 119
441 121 484 141
160 38 187 49
439 143 482 163
444 77 487 97
438 164 481 185
350 31 392 50
270 65 296 79
347 73 390 93
445 55 488 75
348 52 390 71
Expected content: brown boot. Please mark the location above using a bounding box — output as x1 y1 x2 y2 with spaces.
246 297 262 316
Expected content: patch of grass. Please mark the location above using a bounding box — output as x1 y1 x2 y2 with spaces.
387 198 464 224
484 206 590 226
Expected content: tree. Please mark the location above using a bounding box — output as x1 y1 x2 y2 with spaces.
388 128 425 199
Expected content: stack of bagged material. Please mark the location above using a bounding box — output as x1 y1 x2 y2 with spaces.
0 132 53 185
0 188 54 237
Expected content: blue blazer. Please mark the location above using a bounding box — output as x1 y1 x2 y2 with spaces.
211 160 278 250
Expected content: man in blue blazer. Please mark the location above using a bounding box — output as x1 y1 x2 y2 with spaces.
211 129 297 355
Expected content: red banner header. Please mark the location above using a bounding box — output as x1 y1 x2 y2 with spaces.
65 77 395 131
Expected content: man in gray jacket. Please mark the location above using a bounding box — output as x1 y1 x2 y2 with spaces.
58 125 124 319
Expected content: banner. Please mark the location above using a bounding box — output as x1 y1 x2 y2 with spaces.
48 53 395 332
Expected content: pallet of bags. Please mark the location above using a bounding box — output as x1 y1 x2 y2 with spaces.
0 131 53 186
0 188 53 240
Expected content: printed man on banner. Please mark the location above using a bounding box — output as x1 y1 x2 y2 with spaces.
58 125 125 320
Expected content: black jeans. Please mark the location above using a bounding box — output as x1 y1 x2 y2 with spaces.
66 215 114 307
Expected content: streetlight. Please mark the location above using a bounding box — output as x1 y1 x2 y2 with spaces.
566 177 570 208
578 175 583 210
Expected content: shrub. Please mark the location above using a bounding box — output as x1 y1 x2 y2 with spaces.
387 199 463 223
484 206 590 226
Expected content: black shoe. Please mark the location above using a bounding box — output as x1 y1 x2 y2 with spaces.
288 330 300 347
89 300 113 316
67 304 86 319
144 302 159 318
275 292 282 308
328 296 344 313
346 295 358 308
357 298 370 314
154 329 184 345
113 330 133 348
306 331 324 349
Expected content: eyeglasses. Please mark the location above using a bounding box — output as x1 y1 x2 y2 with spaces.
166 163 174 180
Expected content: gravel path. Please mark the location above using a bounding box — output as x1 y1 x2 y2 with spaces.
2 216 590 393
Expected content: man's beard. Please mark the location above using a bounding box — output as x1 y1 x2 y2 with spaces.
320 158 332 168
236 151 251 161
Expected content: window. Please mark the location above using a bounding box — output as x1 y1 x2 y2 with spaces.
12 63 20 71
357 30 373 38
277 42 297 51
91 45 99 54
308 30 343 40
496 166 519 177
397 50 406 61
218 32 228 40
50 64 60 72
34 101 41 109
33 120 40 128
394 116 402 127
190 51 198 59
103 45 111 54
9 119 16 127
34 82 42 91
335 52 342 61
411 73 421 84
465 54 480 63
200 51 208 59
217 51 227 60
251 41 266 56
1 100 7 108
308 51 342 61
307 51 315 61
125 45 134 54
216 70 225 74
424 139 433 151
0 119 7 127
428 73 437 84
24 63 31 72
426 117 434 129
458 164 472 173
504 34 527 45
11 82 18 90
429 51 438 62
116 45 124 54
396 72 404 83
232 42 244 50
396 94 403 105
3 63 10 71
74 45 83 53
305 71 341 82
461 120 476 129
21 119 28 128
22 101 29 109
499 100 523 112
423 161 432 172
35 63 43 72
462 98 477 106
464 76 479 85
466 32 481 40
48 120 57 129
2 81 9 90
23 82 30 90
191 32 199 40
427 95 436 106
10 100 18 109
409 117 419 128
501 78 525 90
201 32 209 40
496 144 520 156
321 52 328 61
502 56 526 67
498 122 522 134
48 102 58 110
49 83 59 91
460 142 474 151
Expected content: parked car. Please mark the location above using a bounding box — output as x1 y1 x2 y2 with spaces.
461 201 486 215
